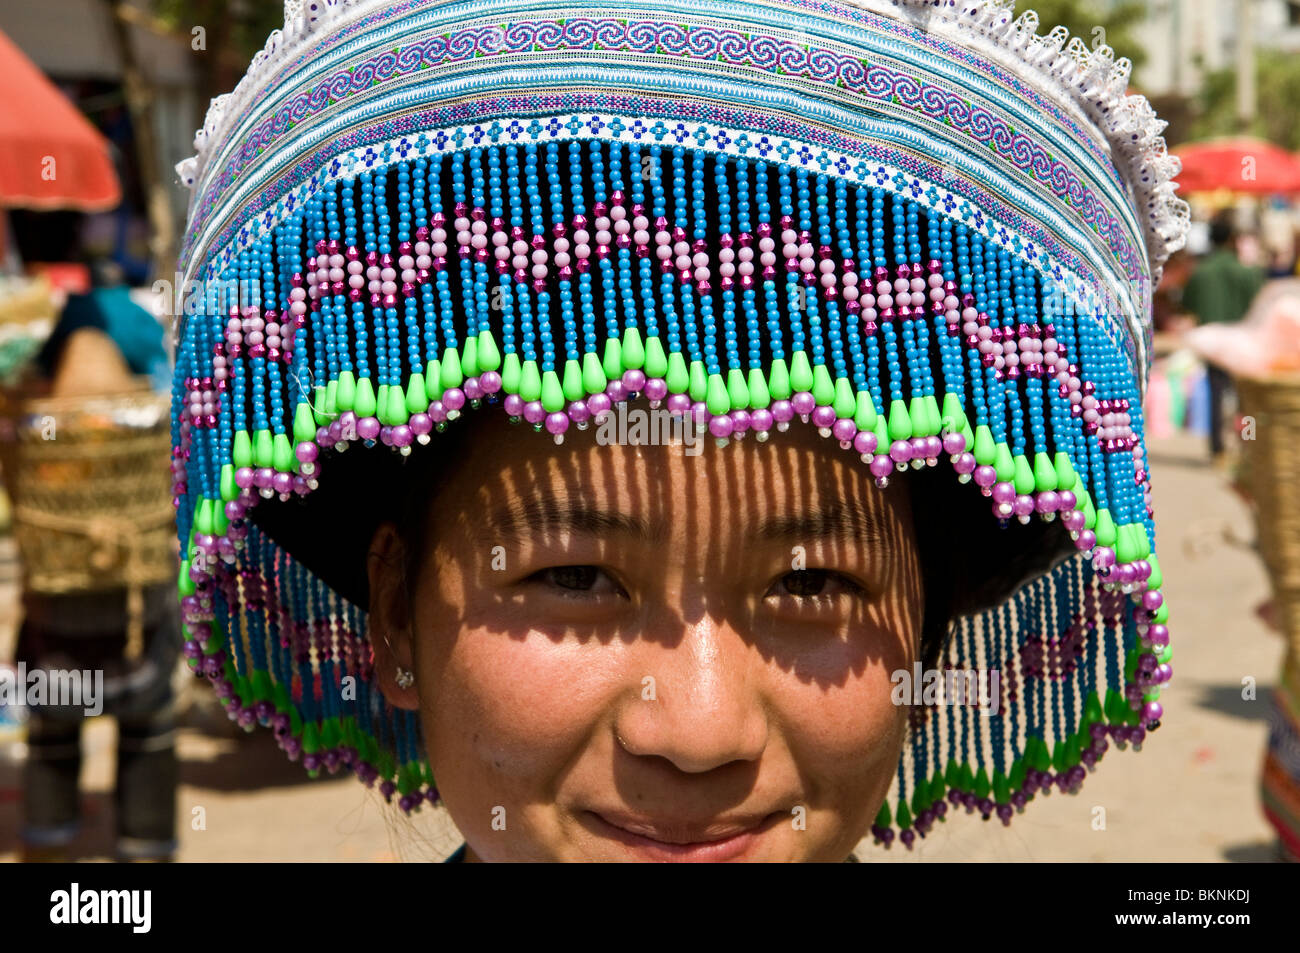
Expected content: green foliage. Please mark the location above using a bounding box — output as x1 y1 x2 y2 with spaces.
1190 50 1300 151
1028 0 1148 72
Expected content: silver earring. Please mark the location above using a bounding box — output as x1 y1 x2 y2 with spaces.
395 666 415 689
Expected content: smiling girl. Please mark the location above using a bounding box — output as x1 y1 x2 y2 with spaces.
170 0 1188 861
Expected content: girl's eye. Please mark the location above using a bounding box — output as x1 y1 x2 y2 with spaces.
532 565 627 597
765 569 865 600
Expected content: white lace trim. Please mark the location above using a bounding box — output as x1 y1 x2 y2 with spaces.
176 0 1189 278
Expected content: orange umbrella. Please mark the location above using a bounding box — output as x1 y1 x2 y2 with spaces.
0 27 120 211
1173 137 1300 196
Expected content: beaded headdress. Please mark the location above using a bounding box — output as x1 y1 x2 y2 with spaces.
171 0 1189 849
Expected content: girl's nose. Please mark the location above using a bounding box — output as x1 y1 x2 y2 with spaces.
612 612 768 774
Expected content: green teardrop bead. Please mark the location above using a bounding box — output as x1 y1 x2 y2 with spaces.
324 380 338 418
789 350 814 392
562 359 584 402
688 360 707 402
254 429 274 468
312 386 329 426
747 367 770 409
941 391 967 435
1094 508 1117 548
832 376 856 419
602 338 622 381
582 351 606 395
1147 553 1163 590
374 384 391 424
973 424 996 465
1116 523 1140 564
519 360 542 402
406 373 429 413
622 326 645 369
811 363 835 406
887 398 912 441
1013 454 1035 495
440 347 463 389
854 389 877 430
233 430 253 469
335 370 357 411
727 368 749 409
908 395 928 437
665 351 689 394
500 353 520 395
1054 451 1078 492
220 464 237 503
460 335 479 377
541 370 565 412
272 433 295 473
643 335 668 378
994 443 1015 483
706 373 730 416
425 359 444 399
476 329 501 371
1033 451 1058 491
353 377 377 418
767 358 792 399
387 383 407 426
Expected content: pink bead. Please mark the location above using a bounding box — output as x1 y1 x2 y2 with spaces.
523 401 546 424
854 431 878 455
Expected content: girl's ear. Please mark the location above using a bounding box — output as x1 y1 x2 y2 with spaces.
367 521 420 710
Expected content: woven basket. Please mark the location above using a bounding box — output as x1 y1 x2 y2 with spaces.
1235 372 1300 655
0 387 175 657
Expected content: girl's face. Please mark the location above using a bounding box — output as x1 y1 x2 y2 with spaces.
369 409 924 861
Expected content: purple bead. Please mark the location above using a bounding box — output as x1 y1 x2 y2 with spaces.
770 399 795 423
644 378 668 401
666 393 691 416
811 405 836 428
586 392 612 418
924 434 943 459
409 413 433 435
990 482 1016 504
463 377 483 401
379 425 394 446
253 467 275 489
356 416 381 441
791 391 816 416
731 409 752 434
1036 490 1059 513
295 441 318 463
953 452 976 475
523 401 546 424
690 401 709 425
621 369 646 392
272 471 293 495
567 400 591 423
1142 701 1163 723
479 370 502 394
1141 590 1163 612
889 439 911 463
1062 510 1086 533
428 400 448 422
1058 489 1077 511
708 415 734 438
1092 547 1116 571
942 431 966 455
1076 529 1097 552
442 387 466 411
391 425 413 447
503 393 525 417
973 465 998 488
908 436 928 460
605 381 627 402
854 430 878 455
832 418 857 442
545 412 569 435
1147 623 1169 647
1012 494 1035 517
234 467 255 489
751 408 774 433
869 454 893 480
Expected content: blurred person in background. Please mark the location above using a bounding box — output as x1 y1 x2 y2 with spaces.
1181 212 1266 462
16 257 179 862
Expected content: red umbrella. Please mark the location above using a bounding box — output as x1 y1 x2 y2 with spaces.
1173 137 1300 195
0 27 120 211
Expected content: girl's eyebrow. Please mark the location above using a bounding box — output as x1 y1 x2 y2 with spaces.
485 499 669 545
481 499 885 547
755 502 888 547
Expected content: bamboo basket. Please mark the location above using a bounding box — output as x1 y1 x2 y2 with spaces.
0 387 175 658
1235 372 1300 655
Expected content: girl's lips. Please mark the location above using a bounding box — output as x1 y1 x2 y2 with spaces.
583 809 783 862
